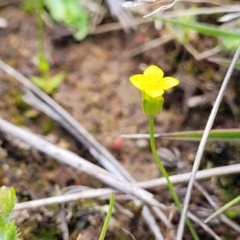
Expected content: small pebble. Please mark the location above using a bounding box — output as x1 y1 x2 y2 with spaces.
135 139 148 149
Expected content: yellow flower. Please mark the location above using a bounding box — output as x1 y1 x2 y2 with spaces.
129 65 179 98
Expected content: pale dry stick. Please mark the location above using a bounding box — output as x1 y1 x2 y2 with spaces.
176 42 240 240
219 12 240 22
128 34 173 57
185 0 236 4
161 5 240 19
194 182 240 233
105 0 137 32
114 201 134 218
59 185 92 195
183 43 221 61
144 0 180 18
55 185 69 240
124 0 238 8
136 163 240 189
131 5 240 18
220 215 240 234
88 17 153 35
187 212 221 240
121 228 137 240
15 188 115 210
148 0 235 5
0 60 165 240
142 206 165 240
152 206 174 229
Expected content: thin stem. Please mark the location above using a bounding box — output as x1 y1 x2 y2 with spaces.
37 0 44 55
99 193 115 240
149 114 180 207
149 114 199 240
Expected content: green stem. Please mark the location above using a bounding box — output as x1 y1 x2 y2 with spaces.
149 114 199 240
37 0 44 55
99 193 115 240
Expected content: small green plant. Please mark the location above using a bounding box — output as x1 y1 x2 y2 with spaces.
129 65 199 239
44 0 89 40
30 72 65 95
28 0 65 95
0 186 18 240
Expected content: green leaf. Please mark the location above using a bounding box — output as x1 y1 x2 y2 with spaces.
219 36 240 52
44 0 89 40
0 187 16 220
44 0 66 22
46 72 65 94
0 187 17 240
30 75 45 89
0 221 17 240
31 72 65 94
156 129 240 142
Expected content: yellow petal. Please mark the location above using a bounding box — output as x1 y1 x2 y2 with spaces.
156 77 179 90
145 88 164 98
129 74 147 90
143 65 164 80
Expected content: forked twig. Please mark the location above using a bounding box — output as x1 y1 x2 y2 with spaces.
144 0 180 18
176 42 240 240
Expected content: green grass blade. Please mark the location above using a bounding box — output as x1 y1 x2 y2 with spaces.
99 193 115 240
205 195 240 223
157 17 240 39
157 129 240 142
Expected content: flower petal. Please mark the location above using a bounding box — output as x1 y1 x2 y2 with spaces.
157 77 179 90
129 74 147 90
143 65 164 80
144 88 164 98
